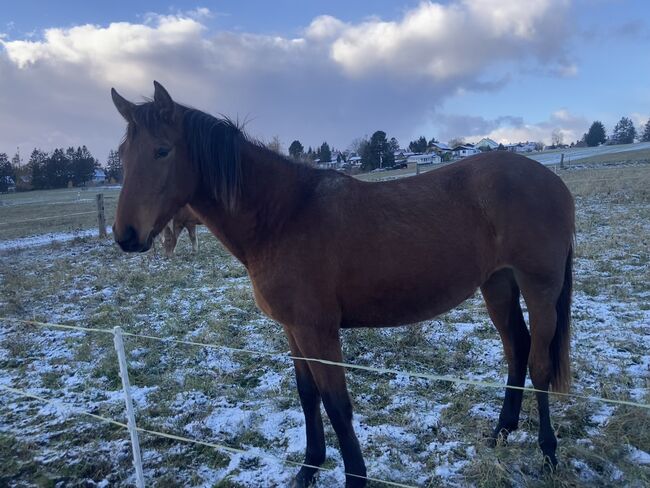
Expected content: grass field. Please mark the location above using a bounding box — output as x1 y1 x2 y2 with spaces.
0 161 649 487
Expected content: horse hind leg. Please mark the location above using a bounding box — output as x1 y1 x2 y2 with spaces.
187 224 198 253
515 260 572 469
481 268 530 446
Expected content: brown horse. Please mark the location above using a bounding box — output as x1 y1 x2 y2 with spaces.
111 82 574 487
161 204 202 257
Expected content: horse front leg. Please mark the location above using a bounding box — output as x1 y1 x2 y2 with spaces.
289 325 367 488
285 329 326 488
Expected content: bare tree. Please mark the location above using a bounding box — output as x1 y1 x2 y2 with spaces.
268 135 283 154
448 137 466 148
551 129 563 147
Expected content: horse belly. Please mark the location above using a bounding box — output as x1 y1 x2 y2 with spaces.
340 279 479 328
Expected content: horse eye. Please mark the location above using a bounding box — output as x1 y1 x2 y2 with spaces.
154 147 170 159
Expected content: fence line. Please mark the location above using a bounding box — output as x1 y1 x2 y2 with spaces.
0 384 418 488
0 211 98 226
2 316 648 411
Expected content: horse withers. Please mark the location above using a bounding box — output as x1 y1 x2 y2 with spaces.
111 82 575 487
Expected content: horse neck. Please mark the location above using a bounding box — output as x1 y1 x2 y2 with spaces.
189 144 316 266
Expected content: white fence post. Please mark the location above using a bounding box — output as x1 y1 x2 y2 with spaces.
113 326 145 488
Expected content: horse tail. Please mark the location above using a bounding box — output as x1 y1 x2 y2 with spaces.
550 244 573 393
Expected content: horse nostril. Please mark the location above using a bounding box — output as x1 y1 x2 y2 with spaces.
116 225 139 251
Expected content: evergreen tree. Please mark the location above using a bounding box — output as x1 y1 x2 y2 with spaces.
388 137 400 153
611 117 636 144
0 153 12 192
408 136 427 153
288 140 304 159
106 149 123 182
584 121 607 147
69 145 97 186
361 131 394 170
641 119 650 142
44 148 70 188
29 149 49 189
319 142 332 163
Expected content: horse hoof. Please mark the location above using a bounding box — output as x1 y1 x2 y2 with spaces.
290 469 318 488
541 455 558 474
486 428 510 448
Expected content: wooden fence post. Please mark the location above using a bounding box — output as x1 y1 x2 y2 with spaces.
560 153 565 170
96 193 107 238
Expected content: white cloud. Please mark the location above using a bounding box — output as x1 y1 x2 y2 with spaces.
330 0 571 80
0 1 575 161
433 109 590 145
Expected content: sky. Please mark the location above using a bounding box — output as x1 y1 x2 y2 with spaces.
1 0 649 163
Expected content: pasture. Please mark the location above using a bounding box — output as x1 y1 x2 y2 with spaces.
1 161 649 487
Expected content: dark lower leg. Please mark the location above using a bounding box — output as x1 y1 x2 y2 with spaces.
292 361 326 487
535 390 558 468
321 389 366 488
493 322 530 442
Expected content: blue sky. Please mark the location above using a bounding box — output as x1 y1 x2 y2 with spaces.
1 1 649 161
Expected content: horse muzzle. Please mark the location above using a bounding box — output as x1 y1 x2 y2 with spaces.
113 224 153 253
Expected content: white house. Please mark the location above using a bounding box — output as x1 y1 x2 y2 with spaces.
93 169 107 184
1 175 16 192
451 145 480 159
430 142 451 153
506 142 537 153
407 153 442 165
476 138 499 150
347 156 362 167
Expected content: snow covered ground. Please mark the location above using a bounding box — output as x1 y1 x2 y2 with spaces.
0 167 649 487
529 141 650 165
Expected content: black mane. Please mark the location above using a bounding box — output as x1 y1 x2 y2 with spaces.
182 109 243 212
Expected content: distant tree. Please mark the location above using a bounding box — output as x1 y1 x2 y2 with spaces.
69 146 97 186
642 119 650 142
10 151 21 175
106 149 123 182
288 140 304 159
0 153 12 192
427 137 439 149
448 137 466 148
388 137 400 154
551 129 563 147
584 121 607 147
497 143 506 151
267 136 283 154
44 148 70 188
611 117 636 144
408 136 427 153
28 149 49 189
319 142 332 163
361 131 394 170
534 141 545 151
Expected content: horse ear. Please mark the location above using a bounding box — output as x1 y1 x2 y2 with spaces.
153 81 175 121
111 88 135 122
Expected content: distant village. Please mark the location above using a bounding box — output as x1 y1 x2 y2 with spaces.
315 138 543 172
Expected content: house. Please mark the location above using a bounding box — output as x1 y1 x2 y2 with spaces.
1 175 16 192
407 153 441 165
429 142 451 154
93 169 107 184
506 142 537 153
451 145 480 159
476 138 499 151
347 156 362 167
